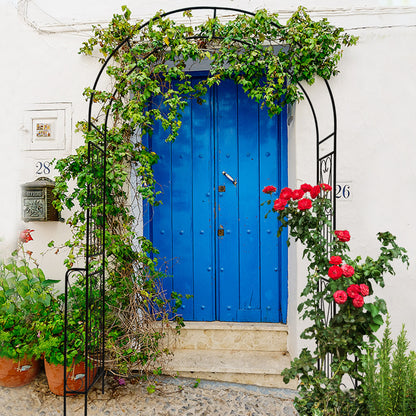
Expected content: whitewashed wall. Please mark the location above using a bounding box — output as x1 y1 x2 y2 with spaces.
1 0 415 353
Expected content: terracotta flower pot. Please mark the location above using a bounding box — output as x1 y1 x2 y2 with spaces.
44 359 98 396
0 355 41 387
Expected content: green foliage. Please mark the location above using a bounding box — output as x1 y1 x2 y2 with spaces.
53 7 356 377
364 318 416 415
0 236 94 367
146 383 156 394
32 279 100 367
267 186 409 415
0 243 58 360
193 378 201 388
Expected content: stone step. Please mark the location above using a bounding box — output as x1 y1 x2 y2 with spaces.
164 349 297 389
159 322 296 389
164 321 288 352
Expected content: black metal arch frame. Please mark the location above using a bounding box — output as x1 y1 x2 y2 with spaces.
64 6 338 415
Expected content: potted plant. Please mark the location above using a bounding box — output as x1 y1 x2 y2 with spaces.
33 277 100 396
0 229 58 387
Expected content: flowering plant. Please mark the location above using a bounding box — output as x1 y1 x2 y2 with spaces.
262 184 409 415
0 230 58 360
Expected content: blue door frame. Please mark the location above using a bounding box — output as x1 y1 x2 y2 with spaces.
144 75 288 323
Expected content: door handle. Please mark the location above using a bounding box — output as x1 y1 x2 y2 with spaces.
222 171 237 185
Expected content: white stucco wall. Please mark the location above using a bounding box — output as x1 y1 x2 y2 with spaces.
1 0 415 353
287 7 416 354
334 24 416 351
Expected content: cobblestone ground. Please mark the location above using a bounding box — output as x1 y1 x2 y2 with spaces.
0 373 298 416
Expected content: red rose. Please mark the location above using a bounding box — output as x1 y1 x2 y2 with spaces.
298 198 312 211
341 264 355 278
292 189 305 200
300 183 312 193
335 230 351 242
320 183 332 192
329 256 342 265
279 187 293 200
328 265 343 280
352 295 364 308
333 290 348 305
359 284 369 297
19 229 34 243
347 284 361 299
273 198 287 211
262 185 277 194
309 185 321 199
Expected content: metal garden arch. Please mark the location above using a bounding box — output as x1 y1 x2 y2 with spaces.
64 6 338 415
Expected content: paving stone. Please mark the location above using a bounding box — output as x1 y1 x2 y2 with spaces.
0 373 298 415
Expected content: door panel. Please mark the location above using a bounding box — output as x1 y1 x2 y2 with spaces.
149 93 173 298
191 80 215 320
171 98 194 317
236 81 262 322
146 76 287 323
216 79 240 321
259 101 287 323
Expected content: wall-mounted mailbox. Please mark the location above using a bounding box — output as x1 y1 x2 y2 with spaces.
21 177 59 222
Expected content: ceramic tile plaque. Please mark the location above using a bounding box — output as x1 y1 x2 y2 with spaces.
23 103 71 151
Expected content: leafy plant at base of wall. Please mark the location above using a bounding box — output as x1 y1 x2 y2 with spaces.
32 281 100 367
0 230 58 361
53 6 356 377
363 317 416 415
262 184 409 415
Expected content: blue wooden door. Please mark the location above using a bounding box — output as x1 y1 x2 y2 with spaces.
145 76 288 323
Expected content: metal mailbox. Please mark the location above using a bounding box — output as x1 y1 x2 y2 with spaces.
21 177 59 222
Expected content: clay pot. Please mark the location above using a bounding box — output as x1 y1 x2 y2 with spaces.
0 355 41 387
44 359 98 396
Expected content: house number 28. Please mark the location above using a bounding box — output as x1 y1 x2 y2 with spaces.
35 161 51 175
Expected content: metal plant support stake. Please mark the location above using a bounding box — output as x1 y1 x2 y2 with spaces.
63 143 106 415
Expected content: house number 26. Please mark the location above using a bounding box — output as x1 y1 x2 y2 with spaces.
336 184 351 200
35 161 51 175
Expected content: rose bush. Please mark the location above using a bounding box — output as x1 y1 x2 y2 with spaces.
262 182 409 415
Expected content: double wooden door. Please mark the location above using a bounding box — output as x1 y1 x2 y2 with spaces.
145 76 288 323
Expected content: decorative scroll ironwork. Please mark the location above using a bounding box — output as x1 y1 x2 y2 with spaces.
63 141 106 416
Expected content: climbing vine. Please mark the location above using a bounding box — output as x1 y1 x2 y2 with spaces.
53 6 357 377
